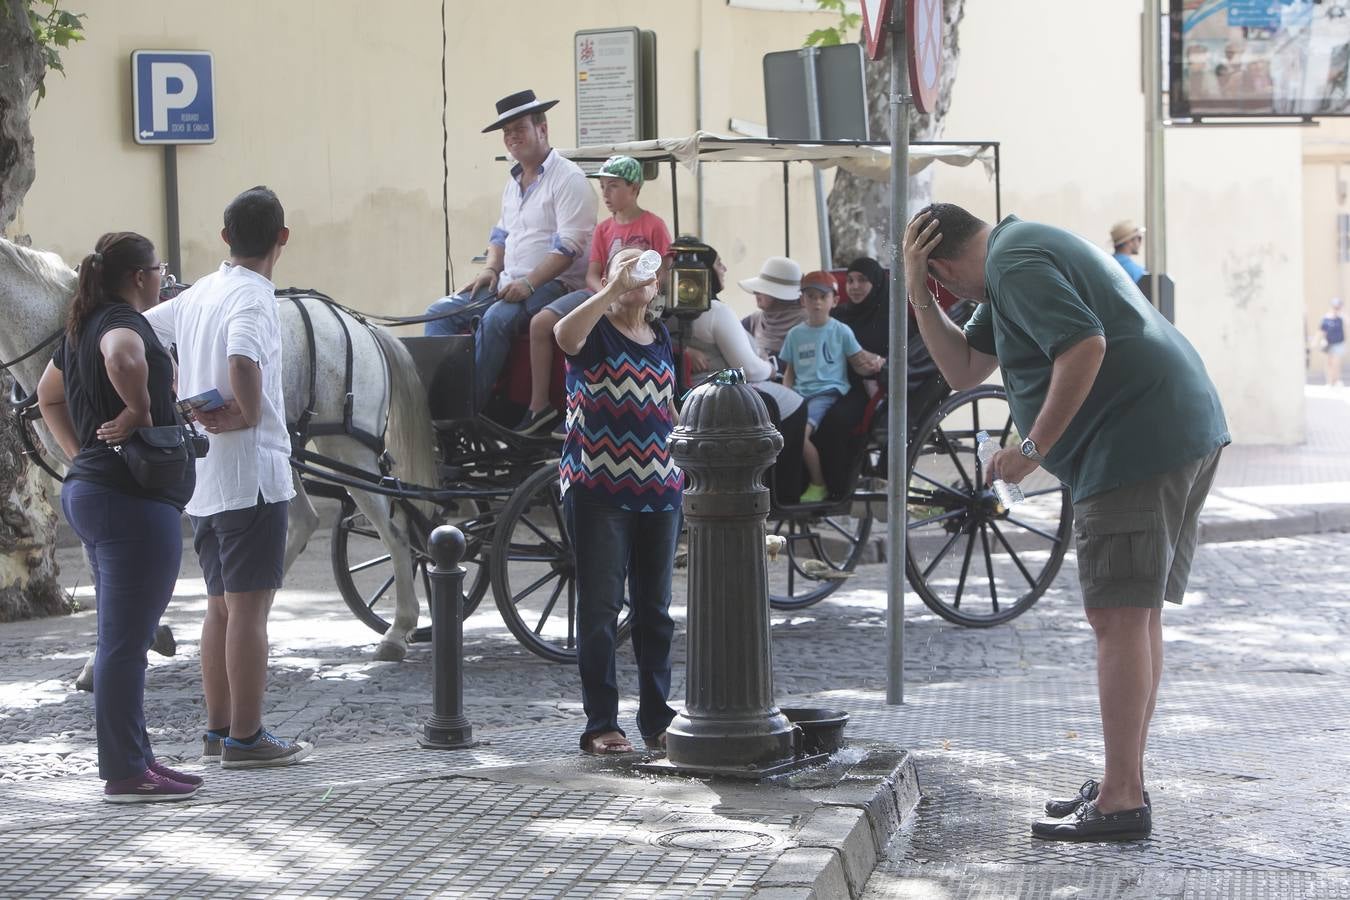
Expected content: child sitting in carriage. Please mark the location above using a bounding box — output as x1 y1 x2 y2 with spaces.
780 271 885 503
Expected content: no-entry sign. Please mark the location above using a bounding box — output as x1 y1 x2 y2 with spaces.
907 0 943 114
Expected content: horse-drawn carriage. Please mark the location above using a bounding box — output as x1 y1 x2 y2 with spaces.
0 134 1072 667
318 134 1073 663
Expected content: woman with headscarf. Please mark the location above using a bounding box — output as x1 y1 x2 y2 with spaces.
832 257 888 396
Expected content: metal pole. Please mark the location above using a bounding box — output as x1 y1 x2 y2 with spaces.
801 46 834 267
782 161 791 256
669 160 681 238
695 48 705 238
1143 0 1167 317
419 525 477 749
163 146 182 283
886 2 911 706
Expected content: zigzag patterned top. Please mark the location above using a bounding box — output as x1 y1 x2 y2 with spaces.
559 316 683 512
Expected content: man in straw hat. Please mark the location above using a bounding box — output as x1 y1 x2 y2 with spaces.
904 204 1229 843
1109 220 1146 283
424 89 597 411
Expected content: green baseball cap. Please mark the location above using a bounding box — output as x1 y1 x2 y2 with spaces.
587 155 643 185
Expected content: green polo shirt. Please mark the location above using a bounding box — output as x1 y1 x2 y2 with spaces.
963 216 1229 501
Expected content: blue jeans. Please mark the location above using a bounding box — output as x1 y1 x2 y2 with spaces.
563 491 681 746
62 479 183 781
424 279 570 408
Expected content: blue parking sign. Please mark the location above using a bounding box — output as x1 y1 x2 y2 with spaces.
131 51 215 145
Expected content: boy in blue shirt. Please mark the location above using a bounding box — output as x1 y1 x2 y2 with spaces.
781 271 885 502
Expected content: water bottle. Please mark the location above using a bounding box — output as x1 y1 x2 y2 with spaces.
976 430 1024 508
632 249 663 281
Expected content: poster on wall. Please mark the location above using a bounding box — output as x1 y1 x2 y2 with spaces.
575 28 641 146
1170 0 1350 118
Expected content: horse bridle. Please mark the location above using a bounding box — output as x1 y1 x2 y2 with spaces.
2 327 67 482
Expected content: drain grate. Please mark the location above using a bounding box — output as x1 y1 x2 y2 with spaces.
652 827 784 853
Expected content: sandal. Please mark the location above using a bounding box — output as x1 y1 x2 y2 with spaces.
643 732 668 751
582 731 634 755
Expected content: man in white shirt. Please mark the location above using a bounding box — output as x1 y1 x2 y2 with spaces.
145 186 311 770
424 89 597 410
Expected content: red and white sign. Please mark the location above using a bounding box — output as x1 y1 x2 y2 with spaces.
906 0 943 114
859 0 893 62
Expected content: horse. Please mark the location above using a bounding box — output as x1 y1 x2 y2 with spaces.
0 237 438 668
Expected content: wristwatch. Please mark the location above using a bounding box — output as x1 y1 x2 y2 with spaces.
1020 437 1043 461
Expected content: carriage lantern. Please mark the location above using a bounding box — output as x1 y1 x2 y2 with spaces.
664 237 714 317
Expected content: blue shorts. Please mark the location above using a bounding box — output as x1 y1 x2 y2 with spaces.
190 496 288 596
544 288 592 319
803 391 842 430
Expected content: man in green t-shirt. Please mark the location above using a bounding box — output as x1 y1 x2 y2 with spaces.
903 203 1229 843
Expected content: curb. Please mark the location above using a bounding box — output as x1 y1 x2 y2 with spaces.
755 748 921 898
1198 505 1350 544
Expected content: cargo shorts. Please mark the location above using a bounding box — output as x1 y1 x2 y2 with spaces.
1072 447 1223 609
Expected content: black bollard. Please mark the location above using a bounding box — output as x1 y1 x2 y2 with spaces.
419 525 477 750
663 370 798 775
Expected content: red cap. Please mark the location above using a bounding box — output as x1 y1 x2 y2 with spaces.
801 270 837 294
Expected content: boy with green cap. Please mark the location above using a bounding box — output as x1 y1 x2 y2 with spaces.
518 155 673 434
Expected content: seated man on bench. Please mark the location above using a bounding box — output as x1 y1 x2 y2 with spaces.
423 89 596 413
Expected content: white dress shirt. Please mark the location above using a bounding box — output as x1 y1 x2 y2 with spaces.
144 262 296 517
488 149 597 291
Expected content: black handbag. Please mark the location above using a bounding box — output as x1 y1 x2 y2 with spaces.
120 423 203 490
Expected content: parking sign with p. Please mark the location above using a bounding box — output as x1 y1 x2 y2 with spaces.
132 50 215 145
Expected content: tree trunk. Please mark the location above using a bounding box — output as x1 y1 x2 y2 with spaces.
827 0 966 267
0 0 64 622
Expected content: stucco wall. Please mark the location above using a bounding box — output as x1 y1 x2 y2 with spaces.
11 0 839 317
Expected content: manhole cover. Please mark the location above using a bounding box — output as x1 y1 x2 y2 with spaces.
653 828 782 853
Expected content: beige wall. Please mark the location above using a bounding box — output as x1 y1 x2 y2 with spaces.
933 0 1305 444
1302 118 1350 374
11 0 839 316
10 0 1309 443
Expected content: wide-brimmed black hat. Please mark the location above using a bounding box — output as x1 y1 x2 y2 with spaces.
482 89 560 133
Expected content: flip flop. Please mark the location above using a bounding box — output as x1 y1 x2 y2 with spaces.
583 732 634 755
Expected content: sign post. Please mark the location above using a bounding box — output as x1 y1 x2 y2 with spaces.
131 51 216 283
870 0 940 706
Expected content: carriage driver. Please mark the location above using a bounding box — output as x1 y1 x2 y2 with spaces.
424 89 598 411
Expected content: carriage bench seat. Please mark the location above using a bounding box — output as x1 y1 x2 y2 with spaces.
399 335 474 422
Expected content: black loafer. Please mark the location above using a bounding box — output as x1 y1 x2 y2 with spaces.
1032 800 1152 842
1044 779 1150 817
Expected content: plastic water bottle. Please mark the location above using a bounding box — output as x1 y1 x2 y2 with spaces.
632 249 663 281
976 430 1024 508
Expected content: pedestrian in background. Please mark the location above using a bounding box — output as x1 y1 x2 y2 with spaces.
146 187 311 769
1320 297 1345 386
1109 220 1146 284
554 249 683 755
904 203 1229 842
36 232 201 802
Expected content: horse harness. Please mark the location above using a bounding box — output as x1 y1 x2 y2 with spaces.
278 289 396 478
2 328 68 482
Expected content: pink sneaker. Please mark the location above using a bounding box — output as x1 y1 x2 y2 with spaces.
103 768 199 803
149 760 204 787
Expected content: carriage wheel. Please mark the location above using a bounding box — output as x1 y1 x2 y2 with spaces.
766 506 874 611
332 497 492 643
490 465 634 664
904 384 1072 627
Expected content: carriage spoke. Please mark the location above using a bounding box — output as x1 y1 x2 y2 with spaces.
989 520 1038 589
365 574 396 610
1004 516 1064 544
534 578 565 635
952 525 976 609
936 427 976 490
921 526 966 580
908 508 966 530
979 524 1000 613
821 515 861 543
511 570 557 606
909 471 970 502
520 514 566 556
507 552 561 563
348 553 393 575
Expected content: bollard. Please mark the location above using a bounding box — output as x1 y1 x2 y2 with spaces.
664 370 797 774
419 525 477 749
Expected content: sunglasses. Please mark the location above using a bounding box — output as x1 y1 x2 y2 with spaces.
140 262 171 289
